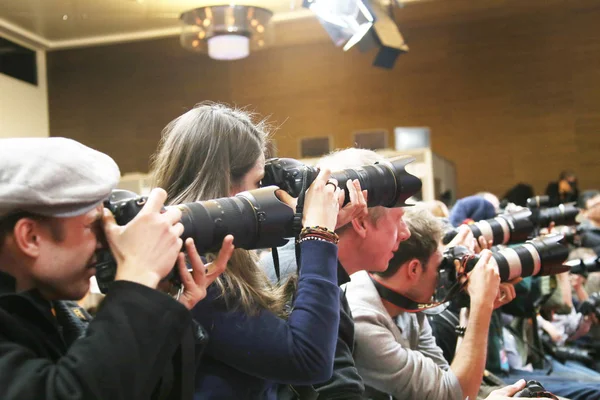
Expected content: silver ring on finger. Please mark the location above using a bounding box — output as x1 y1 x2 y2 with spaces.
325 181 338 190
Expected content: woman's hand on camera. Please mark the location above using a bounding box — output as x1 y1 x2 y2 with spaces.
176 236 233 310
302 168 341 231
103 188 184 289
335 179 368 230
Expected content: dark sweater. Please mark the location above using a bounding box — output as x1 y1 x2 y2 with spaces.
261 241 364 400
192 240 341 399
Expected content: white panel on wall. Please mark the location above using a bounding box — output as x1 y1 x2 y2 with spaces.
0 34 49 138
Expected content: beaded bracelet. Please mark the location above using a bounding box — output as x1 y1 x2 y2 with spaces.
301 226 339 241
299 226 339 245
298 235 339 245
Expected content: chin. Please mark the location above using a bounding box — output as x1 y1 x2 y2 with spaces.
371 263 389 273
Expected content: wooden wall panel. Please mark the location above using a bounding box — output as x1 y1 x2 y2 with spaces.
47 0 600 198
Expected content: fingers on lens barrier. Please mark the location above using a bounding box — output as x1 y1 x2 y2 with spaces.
140 188 168 214
316 168 332 183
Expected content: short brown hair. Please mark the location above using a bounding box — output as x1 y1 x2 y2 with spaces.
376 207 443 277
0 211 65 251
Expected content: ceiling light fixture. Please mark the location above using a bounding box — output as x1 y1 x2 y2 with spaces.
180 5 273 61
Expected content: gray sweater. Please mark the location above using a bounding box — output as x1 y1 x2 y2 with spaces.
344 271 464 400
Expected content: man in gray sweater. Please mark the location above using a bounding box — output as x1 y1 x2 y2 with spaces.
345 207 516 400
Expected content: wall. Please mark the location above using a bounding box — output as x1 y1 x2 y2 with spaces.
46 0 600 198
0 33 49 138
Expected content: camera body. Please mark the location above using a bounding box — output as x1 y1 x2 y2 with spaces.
514 380 559 399
579 292 600 319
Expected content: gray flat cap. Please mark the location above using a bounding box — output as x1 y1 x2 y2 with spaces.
0 137 120 218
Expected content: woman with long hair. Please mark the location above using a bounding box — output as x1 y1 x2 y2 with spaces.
151 102 346 399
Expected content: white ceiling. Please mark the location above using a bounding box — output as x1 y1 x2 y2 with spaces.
0 0 311 49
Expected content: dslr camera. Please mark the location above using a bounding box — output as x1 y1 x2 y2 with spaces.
95 157 422 292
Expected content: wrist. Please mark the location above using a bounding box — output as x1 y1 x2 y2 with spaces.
115 267 161 289
469 296 495 315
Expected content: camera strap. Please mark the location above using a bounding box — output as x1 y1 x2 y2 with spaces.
368 273 466 315
292 167 311 277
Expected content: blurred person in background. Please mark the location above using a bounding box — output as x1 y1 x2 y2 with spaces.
546 170 579 206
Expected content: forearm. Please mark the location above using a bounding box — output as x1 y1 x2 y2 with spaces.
450 301 494 400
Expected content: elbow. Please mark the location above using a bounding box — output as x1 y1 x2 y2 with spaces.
287 351 335 385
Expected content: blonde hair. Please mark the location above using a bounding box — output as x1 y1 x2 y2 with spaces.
151 102 291 316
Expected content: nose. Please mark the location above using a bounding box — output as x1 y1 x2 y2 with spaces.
397 220 411 244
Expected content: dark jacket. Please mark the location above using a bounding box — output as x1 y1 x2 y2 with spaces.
545 182 579 206
261 241 365 400
192 240 341 399
0 270 195 400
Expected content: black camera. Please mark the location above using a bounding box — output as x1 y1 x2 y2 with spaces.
437 235 569 298
262 156 422 208
514 380 559 399
564 255 600 277
541 332 596 367
579 291 600 319
94 187 294 293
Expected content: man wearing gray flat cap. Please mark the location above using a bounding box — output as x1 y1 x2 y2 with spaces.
0 137 233 400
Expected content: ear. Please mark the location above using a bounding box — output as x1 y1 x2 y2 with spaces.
350 214 370 239
12 218 43 258
406 259 422 281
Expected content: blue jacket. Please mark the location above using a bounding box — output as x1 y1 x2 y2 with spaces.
192 240 340 399
449 196 496 227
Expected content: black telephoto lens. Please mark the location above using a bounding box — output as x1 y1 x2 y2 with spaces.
95 187 295 293
472 234 569 282
441 234 569 285
531 204 580 228
564 256 600 277
443 209 534 246
177 187 294 253
262 156 422 208
526 195 551 209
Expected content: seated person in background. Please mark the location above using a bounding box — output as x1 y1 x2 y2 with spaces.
345 207 515 400
449 195 497 227
0 137 230 400
477 192 501 213
545 170 579 206
502 183 535 208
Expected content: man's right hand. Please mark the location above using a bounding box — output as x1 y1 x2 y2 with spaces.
485 379 527 399
466 249 501 309
103 188 184 289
